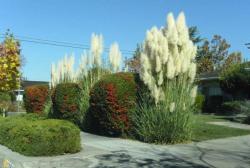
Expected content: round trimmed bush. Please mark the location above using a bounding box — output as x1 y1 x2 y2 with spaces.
24 85 49 114
52 83 82 125
0 114 81 156
89 72 138 136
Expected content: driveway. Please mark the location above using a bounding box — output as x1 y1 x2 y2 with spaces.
0 132 250 168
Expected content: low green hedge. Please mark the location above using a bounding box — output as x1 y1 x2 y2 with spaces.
0 114 81 156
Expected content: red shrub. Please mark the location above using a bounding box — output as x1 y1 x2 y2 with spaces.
89 72 137 136
24 85 49 114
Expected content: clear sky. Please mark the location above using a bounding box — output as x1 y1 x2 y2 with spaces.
0 0 250 81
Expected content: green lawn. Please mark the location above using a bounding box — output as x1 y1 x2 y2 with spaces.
192 114 250 142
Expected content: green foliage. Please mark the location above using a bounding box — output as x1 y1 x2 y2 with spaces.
220 100 250 124
24 85 49 114
0 92 11 101
194 93 205 113
0 114 81 156
221 100 250 115
220 63 250 98
0 92 12 114
52 83 82 125
244 116 250 124
89 72 137 136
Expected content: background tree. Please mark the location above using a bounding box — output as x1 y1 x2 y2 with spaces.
125 44 142 72
0 33 21 92
188 26 203 45
222 52 242 71
196 35 239 74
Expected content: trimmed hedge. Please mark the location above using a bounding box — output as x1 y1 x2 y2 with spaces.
24 85 49 114
52 83 82 125
89 72 137 136
0 114 81 156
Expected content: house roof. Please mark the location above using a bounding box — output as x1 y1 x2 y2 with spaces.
21 80 49 89
197 71 220 81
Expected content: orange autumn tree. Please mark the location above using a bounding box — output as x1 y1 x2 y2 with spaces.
0 34 21 92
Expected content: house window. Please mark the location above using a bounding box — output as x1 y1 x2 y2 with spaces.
208 87 222 96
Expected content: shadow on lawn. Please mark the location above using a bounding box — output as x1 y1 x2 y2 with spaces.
94 150 209 168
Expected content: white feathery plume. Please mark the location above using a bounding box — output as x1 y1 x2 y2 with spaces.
166 13 178 44
78 51 88 78
166 56 175 79
109 42 122 72
91 33 103 67
139 12 197 105
190 86 198 104
169 102 175 113
51 63 57 88
189 63 197 82
176 12 189 45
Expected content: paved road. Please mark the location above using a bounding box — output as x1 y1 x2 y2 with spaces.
1 132 250 168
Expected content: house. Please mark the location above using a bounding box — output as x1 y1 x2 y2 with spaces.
197 68 250 111
14 80 49 101
197 71 224 112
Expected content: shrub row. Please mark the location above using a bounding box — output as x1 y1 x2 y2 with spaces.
23 72 202 144
0 114 81 156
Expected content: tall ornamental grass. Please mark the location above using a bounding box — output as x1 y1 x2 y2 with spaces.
132 12 197 144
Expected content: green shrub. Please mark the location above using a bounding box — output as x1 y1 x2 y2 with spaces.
244 116 250 124
24 85 49 114
0 92 11 101
220 62 250 99
0 114 81 156
52 83 82 125
221 101 250 115
194 93 205 113
0 92 11 114
89 72 137 136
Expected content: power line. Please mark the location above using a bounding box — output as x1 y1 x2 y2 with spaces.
0 33 89 47
0 34 135 55
245 43 250 49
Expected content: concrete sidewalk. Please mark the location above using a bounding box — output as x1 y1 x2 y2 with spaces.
1 132 250 168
